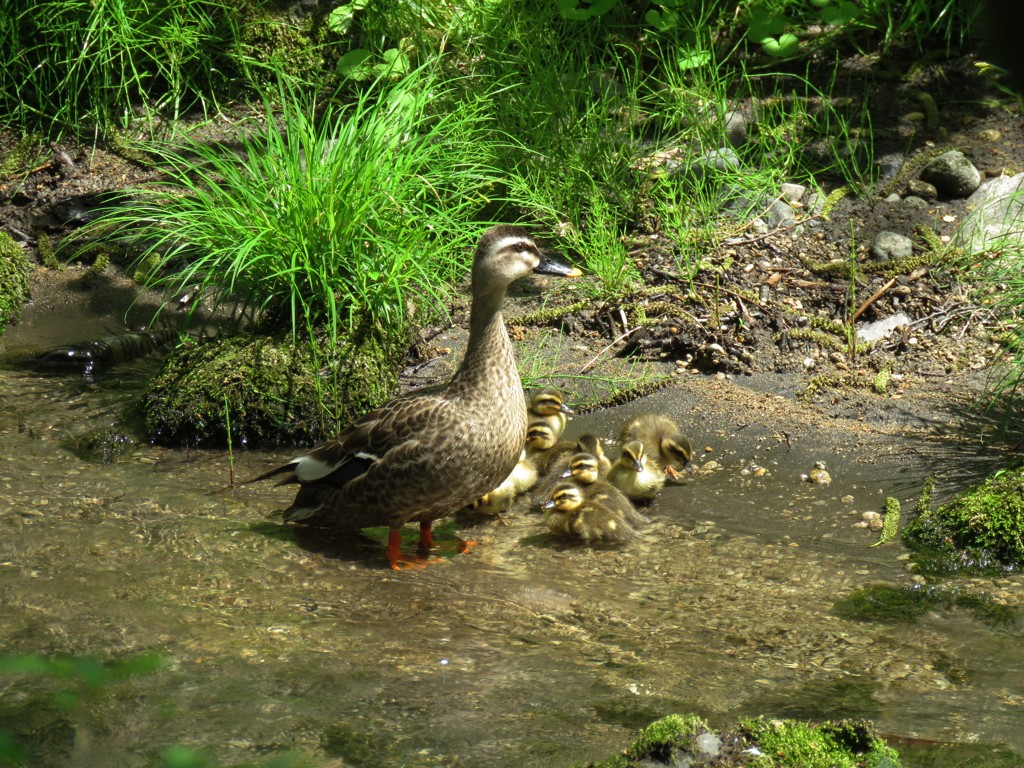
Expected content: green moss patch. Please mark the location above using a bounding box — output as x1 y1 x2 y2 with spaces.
584 714 900 768
903 466 1024 572
145 323 407 447
0 229 30 334
741 717 900 768
834 584 1019 628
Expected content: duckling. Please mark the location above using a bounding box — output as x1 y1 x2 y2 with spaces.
532 433 608 503
620 413 695 479
461 448 539 520
607 440 666 501
542 482 644 543
524 420 575 476
250 225 581 569
527 387 574 434
571 434 612 478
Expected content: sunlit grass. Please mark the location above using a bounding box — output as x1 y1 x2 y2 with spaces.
77 66 501 346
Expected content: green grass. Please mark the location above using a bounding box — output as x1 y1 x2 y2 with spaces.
76 65 501 345
0 0 237 135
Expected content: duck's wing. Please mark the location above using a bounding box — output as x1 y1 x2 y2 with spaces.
249 389 453 486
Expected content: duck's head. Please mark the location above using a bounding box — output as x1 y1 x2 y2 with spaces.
529 387 574 417
542 482 584 512
526 420 559 451
662 435 695 474
618 440 646 473
473 226 581 295
561 452 601 484
575 433 605 460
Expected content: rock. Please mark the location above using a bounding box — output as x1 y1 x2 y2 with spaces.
901 195 930 209
780 183 806 204
954 173 1024 253
919 150 982 197
905 179 938 201
856 311 912 343
871 231 913 262
687 147 740 181
723 110 747 147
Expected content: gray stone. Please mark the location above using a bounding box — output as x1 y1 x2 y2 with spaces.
687 147 740 182
954 173 1024 254
872 231 913 262
780 183 806 204
905 179 938 201
919 150 982 197
901 195 930 209
723 110 748 147
883 193 902 203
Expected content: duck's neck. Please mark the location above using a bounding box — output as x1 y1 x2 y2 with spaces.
448 288 518 401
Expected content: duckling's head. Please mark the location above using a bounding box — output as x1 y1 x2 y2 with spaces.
561 452 601 484
526 421 559 451
473 226 581 296
542 482 585 513
618 440 646 473
662 435 695 473
528 387 574 417
575 433 605 460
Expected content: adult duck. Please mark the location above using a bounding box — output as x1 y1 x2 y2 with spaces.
252 225 580 568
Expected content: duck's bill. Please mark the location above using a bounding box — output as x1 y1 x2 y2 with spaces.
534 255 582 278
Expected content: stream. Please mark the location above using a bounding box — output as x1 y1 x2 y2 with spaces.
1 287 1023 768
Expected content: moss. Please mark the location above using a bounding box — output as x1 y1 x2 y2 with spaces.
872 497 901 546
144 322 407 447
624 714 708 762
0 229 31 334
781 327 848 352
902 464 1024 571
834 584 940 623
585 714 901 767
819 185 851 219
834 583 1020 629
741 717 901 768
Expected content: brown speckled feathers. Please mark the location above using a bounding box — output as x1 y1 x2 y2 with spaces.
252 225 580 535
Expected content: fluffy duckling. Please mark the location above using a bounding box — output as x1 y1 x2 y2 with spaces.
461 448 539 520
607 440 666 501
532 433 608 503
525 420 575 476
620 413 695 479
527 387 573 434
542 482 644 543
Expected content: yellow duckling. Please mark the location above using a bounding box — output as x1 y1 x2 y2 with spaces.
620 413 695 479
527 387 574 434
461 448 539 519
607 440 665 501
532 433 608 503
542 481 644 543
525 420 575 476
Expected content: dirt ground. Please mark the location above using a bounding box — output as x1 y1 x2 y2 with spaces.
1 52 1021 442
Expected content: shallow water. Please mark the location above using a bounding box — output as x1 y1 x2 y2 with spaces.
1 300 1023 767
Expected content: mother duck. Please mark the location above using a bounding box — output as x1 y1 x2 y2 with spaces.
252 225 580 568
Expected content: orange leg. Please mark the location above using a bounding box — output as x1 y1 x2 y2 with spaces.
386 526 442 571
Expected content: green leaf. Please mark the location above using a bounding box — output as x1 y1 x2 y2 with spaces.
336 48 375 80
821 0 859 26
745 7 787 42
809 0 832 7
677 47 711 70
645 8 679 32
326 0 368 35
761 33 799 57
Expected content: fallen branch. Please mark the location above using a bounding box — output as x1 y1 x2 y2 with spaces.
853 277 897 322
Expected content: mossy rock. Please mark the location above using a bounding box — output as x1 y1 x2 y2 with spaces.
584 714 901 767
902 465 1024 572
144 323 407 447
0 229 31 334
